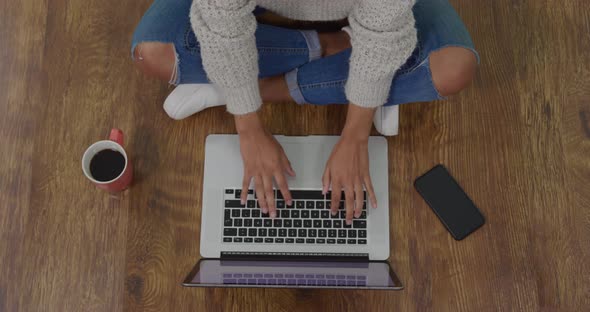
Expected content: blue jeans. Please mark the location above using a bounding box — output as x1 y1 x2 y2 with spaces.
131 0 479 107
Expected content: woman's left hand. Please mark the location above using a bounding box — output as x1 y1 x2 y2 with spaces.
322 104 378 225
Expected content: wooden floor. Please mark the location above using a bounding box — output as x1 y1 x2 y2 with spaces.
1 0 589 311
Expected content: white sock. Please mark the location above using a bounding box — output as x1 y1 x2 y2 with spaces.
163 84 225 120
373 105 399 136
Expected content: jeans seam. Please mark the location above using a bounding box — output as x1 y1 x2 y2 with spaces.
299 79 346 90
257 47 309 54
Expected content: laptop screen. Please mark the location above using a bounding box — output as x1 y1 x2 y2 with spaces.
183 259 402 289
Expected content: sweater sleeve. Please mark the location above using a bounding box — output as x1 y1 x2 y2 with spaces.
190 0 261 115
345 0 417 107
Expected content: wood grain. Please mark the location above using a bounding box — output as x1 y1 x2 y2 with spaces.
1 0 589 311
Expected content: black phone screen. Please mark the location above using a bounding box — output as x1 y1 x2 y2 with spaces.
414 165 485 240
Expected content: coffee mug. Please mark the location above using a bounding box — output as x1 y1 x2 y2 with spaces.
82 128 133 192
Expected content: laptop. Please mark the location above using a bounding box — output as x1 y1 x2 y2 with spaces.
183 135 402 290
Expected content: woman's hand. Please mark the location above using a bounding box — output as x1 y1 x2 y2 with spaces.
322 104 378 225
235 112 295 218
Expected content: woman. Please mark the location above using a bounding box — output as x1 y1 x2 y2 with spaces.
131 0 478 224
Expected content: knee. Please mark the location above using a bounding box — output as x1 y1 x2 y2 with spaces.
132 42 176 82
429 47 478 97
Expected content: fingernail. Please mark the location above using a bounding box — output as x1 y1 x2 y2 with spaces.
331 210 337 216
270 212 276 218
287 200 292 206
354 212 360 218
262 208 268 213
241 199 245 205
346 220 352 225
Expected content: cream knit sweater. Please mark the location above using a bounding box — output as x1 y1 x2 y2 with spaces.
190 0 417 115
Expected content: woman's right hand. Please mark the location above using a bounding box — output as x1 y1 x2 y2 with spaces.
235 112 295 218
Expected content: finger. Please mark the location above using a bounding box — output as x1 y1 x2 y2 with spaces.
282 156 296 177
354 180 363 218
275 171 292 206
254 175 267 212
345 184 355 225
322 167 331 195
263 174 276 218
241 173 251 205
331 181 341 216
364 174 377 208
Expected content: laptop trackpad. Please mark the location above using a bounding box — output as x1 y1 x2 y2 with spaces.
282 143 329 188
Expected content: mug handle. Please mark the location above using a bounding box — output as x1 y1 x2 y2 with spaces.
109 128 124 146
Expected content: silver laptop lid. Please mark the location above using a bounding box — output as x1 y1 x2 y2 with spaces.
183 259 403 290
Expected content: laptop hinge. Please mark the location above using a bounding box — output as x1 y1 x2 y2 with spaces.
220 251 369 262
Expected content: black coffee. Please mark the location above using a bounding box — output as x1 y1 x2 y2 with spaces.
90 149 125 182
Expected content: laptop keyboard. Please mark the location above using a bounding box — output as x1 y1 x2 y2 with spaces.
223 189 368 245
222 272 367 286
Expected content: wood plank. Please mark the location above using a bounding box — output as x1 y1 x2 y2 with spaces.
0 0 48 310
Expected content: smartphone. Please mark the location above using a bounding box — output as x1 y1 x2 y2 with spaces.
414 165 485 240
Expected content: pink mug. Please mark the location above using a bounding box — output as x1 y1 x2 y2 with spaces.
82 129 133 192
